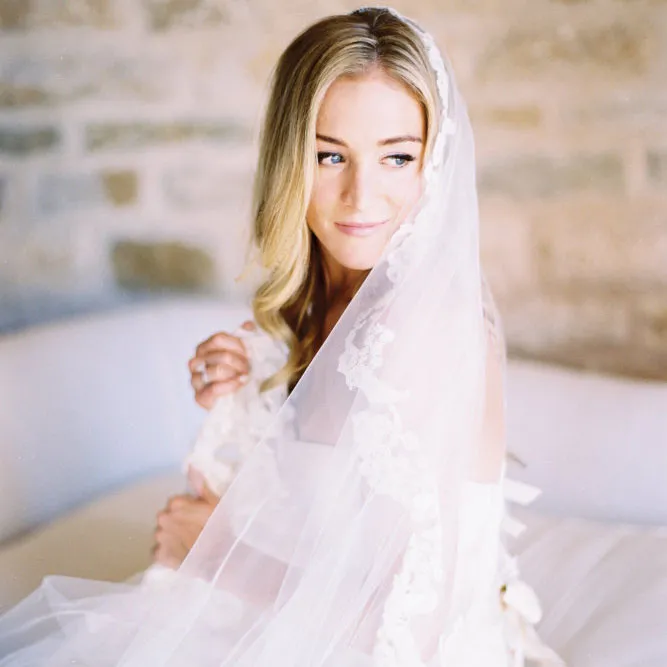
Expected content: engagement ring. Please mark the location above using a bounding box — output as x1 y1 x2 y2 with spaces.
199 363 209 385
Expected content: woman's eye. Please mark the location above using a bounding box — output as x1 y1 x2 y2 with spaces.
386 153 416 168
317 151 344 166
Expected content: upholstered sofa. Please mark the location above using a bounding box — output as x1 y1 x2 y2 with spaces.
0 297 665 665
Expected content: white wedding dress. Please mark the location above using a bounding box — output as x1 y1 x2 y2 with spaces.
160 326 566 667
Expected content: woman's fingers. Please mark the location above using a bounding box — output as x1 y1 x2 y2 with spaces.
189 351 250 400
155 493 217 558
194 375 249 409
189 364 240 394
191 349 251 378
188 326 255 408
154 501 196 567
153 525 188 568
194 331 248 359
188 349 249 376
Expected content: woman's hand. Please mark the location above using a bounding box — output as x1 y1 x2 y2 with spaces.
152 467 221 569
188 320 256 410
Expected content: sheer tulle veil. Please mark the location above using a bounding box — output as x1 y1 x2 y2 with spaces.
0 7 509 666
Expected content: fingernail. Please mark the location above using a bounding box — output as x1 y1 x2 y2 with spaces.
239 374 249 384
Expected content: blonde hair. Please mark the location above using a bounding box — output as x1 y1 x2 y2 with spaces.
250 8 441 392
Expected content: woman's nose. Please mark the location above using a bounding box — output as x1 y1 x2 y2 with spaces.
340 162 375 211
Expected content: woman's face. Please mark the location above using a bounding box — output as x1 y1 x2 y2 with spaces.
306 68 425 275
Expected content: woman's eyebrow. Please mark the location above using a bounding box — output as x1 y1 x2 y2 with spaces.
316 133 422 146
379 135 422 146
316 134 347 146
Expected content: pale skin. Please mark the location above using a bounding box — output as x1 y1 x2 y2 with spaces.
153 66 426 568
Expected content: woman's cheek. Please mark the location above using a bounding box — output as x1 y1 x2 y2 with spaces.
399 174 424 216
310 180 331 216
390 188 420 225
306 189 328 236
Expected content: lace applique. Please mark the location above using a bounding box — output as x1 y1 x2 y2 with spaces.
339 271 443 667
385 225 417 284
337 223 446 667
338 322 395 396
353 410 434 514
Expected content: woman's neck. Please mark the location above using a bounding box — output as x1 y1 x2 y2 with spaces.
316 249 369 347
320 249 366 309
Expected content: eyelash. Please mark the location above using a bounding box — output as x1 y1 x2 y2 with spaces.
316 152 416 167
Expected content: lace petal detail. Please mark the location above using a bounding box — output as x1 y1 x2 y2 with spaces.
501 477 542 538
500 475 567 666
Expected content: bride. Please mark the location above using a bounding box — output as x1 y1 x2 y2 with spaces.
0 8 565 666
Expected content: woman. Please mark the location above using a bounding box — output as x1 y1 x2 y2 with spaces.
0 8 564 666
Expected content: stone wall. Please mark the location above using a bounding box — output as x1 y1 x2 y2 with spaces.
0 0 665 380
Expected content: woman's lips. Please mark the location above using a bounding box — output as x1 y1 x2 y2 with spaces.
334 220 388 237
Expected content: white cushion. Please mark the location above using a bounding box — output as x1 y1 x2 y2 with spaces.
505 361 667 525
0 297 252 543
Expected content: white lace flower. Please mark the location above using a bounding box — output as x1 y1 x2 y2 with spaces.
501 580 543 626
385 224 417 284
338 322 395 391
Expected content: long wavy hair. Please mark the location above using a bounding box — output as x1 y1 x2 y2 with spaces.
250 8 441 392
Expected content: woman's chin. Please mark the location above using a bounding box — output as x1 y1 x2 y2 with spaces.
333 247 384 272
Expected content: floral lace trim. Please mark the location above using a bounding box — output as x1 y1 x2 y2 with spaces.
337 251 441 667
